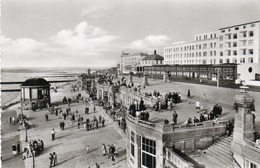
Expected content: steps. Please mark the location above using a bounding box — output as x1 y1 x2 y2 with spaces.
203 134 233 168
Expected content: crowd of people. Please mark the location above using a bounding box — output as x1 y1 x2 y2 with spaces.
128 98 146 117
21 139 44 159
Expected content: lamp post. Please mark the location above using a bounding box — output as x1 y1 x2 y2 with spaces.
32 150 35 168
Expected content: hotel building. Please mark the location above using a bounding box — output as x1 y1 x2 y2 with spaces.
164 21 260 85
120 51 148 75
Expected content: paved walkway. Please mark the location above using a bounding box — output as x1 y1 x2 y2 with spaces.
121 75 260 126
3 82 126 168
1 110 25 168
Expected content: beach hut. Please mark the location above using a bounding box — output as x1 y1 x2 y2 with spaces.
20 78 51 110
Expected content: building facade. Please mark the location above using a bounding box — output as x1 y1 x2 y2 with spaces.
120 51 148 74
140 50 164 66
164 21 260 84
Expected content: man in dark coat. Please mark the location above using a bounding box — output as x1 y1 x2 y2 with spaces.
16 142 20 154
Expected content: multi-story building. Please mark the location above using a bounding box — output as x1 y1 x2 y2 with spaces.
164 21 260 85
140 50 164 66
120 51 148 74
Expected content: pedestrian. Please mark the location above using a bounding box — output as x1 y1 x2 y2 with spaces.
95 163 100 168
77 121 80 129
102 144 107 156
49 153 53 168
17 142 20 154
9 116 12 124
158 101 162 112
196 100 200 112
45 112 49 121
52 129 55 141
203 93 206 101
172 111 178 124
12 144 17 156
187 89 191 98
111 144 115 162
102 118 105 127
53 152 57 166
96 120 99 129
86 145 89 153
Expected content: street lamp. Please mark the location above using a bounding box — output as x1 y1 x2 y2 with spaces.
32 150 35 168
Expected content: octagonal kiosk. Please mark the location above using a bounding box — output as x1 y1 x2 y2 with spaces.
20 78 51 110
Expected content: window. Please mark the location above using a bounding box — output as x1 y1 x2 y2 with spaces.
233 50 237 56
226 58 230 63
240 58 245 63
251 24 255 27
131 131 135 157
233 58 237 63
248 40 254 46
245 158 259 168
235 27 239 30
242 32 247 38
233 42 237 47
219 59 223 63
248 57 254 63
142 137 156 168
242 49 246 55
220 36 223 41
249 31 254 37
221 30 225 33
220 51 223 56
249 49 253 55
220 43 223 48
233 34 237 39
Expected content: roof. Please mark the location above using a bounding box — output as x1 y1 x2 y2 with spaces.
142 54 164 61
21 78 50 86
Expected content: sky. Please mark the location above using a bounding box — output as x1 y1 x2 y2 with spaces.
1 0 260 68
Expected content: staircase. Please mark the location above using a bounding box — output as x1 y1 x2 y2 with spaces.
203 134 233 168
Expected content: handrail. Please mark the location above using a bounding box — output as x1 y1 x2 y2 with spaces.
165 148 194 168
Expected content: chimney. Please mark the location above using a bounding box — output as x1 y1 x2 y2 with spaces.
154 50 156 55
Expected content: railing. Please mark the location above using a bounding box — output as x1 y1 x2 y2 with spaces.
127 113 227 133
120 87 157 104
165 148 194 168
127 114 156 128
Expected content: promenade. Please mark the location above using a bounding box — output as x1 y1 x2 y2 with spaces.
2 75 260 168
122 75 260 129
2 82 126 168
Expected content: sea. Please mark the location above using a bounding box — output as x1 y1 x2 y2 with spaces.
0 67 103 106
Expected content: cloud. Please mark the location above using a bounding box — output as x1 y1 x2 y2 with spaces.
128 35 170 50
1 21 121 67
51 21 119 52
